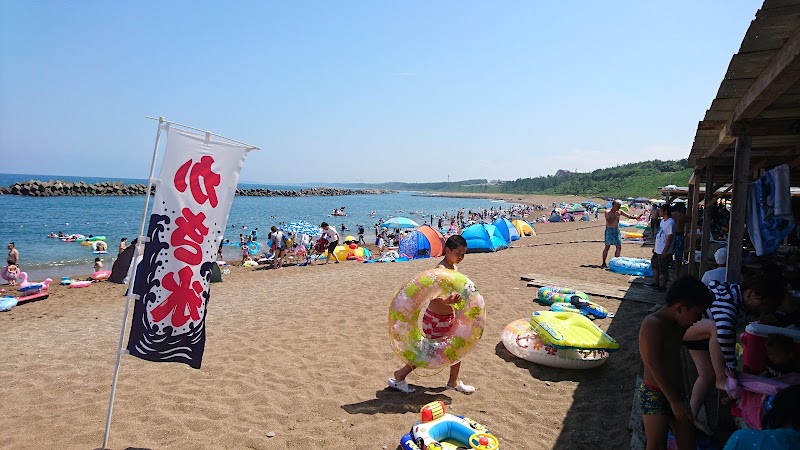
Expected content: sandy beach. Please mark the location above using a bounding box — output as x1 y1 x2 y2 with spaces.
424 192 604 208
0 215 656 449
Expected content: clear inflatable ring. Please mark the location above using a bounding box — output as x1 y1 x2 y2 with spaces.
388 268 486 370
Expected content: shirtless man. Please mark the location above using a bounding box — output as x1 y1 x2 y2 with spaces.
7 242 19 268
671 203 688 277
602 200 635 268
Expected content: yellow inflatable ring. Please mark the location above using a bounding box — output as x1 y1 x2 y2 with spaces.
388 268 486 370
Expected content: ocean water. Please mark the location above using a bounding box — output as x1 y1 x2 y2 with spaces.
0 173 512 280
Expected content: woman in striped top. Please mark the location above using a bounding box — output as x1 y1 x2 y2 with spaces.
682 269 785 432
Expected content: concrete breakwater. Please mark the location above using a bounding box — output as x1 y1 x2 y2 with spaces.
0 180 395 197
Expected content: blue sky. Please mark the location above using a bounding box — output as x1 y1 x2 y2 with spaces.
0 1 762 184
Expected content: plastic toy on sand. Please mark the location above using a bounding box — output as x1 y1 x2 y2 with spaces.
537 286 589 305
549 295 611 319
529 311 619 352
0 296 18 312
17 272 52 294
400 401 499 450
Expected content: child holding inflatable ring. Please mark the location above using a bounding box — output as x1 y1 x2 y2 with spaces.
388 235 476 395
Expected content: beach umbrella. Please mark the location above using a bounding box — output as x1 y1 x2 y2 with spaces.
281 221 322 236
380 217 420 229
635 197 650 203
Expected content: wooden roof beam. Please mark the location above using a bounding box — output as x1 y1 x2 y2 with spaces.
698 29 800 162
732 29 800 122
730 118 800 136
700 123 736 161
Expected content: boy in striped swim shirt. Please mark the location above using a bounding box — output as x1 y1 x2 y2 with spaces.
388 235 475 395
682 268 786 434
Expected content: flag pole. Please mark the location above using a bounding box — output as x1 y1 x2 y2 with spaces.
144 116 259 150
101 116 165 449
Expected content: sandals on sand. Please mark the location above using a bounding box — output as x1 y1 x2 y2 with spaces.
388 378 416 393
445 380 475 394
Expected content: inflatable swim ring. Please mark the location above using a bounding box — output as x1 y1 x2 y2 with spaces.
91 270 111 281
1 266 18 282
86 236 107 241
530 311 619 351
501 319 609 369
69 281 92 288
400 401 498 450
247 241 260 255
608 257 653 277
388 268 485 370
537 286 589 306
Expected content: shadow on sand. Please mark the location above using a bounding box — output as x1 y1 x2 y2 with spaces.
341 387 453 416
544 288 656 449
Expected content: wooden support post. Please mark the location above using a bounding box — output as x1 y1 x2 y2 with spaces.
726 136 752 284
700 165 714 276
688 174 701 277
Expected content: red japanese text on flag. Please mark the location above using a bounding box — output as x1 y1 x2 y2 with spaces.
127 126 252 368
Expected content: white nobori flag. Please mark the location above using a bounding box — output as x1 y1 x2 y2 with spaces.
127 126 252 368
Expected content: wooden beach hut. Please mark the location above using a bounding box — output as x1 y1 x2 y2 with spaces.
683 0 800 283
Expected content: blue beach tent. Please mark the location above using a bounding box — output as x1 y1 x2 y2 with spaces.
492 217 520 243
461 224 508 253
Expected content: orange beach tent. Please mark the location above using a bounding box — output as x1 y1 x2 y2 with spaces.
398 224 446 258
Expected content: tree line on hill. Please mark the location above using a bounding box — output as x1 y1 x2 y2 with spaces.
340 159 692 198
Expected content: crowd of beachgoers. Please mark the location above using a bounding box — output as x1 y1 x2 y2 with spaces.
3 193 799 450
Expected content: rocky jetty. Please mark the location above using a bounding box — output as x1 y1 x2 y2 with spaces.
0 180 394 197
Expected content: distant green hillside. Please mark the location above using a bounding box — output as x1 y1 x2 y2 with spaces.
496 159 692 198
336 159 692 198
